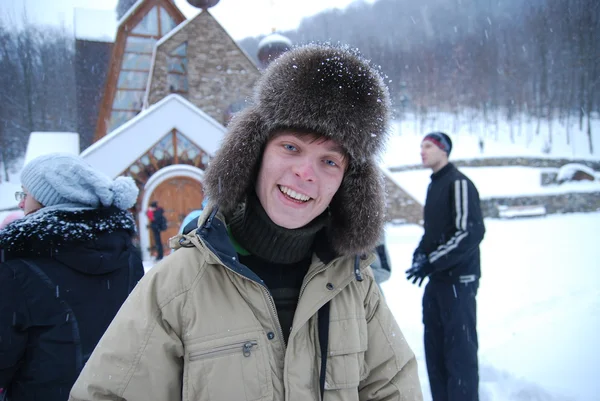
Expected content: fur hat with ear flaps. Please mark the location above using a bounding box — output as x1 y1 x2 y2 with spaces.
204 43 391 256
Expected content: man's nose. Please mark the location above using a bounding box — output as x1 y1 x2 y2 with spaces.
293 159 316 181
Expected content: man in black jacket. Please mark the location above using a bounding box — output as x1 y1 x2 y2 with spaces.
406 132 485 401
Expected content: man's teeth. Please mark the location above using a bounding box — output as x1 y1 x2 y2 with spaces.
279 186 311 202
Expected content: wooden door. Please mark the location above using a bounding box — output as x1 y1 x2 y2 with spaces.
148 176 204 256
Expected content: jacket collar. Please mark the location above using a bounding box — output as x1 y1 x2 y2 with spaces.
195 206 345 283
197 207 264 284
0 206 136 259
431 162 455 180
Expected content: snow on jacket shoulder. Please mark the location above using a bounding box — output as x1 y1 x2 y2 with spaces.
70 210 423 401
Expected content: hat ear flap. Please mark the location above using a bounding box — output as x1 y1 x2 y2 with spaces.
330 161 385 256
204 107 268 213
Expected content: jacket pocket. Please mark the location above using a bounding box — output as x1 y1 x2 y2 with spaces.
184 333 271 401
189 340 258 361
324 317 368 392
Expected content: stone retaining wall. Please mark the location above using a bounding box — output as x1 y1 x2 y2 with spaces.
480 192 600 218
389 157 600 172
383 174 423 225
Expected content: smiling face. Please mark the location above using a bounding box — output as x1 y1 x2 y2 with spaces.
420 139 449 173
255 131 348 229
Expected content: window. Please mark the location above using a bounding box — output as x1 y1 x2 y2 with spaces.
167 42 188 93
123 130 211 187
107 5 179 133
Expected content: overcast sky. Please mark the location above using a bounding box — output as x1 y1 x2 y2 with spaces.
0 0 374 40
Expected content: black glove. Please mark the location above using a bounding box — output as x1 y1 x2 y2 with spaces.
405 253 434 287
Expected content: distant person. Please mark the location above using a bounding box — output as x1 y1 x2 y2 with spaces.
478 138 484 154
0 153 144 400
146 200 167 260
70 43 422 401
406 132 485 401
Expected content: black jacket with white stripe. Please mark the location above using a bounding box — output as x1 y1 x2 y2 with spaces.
415 163 485 283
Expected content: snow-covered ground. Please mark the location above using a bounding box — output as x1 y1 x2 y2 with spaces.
1 112 599 400
383 213 600 401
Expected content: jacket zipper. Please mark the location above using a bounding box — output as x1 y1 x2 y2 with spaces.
260 286 286 345
298 265 328 300
216 264 285 346
200 244 286 346
189 340 258 361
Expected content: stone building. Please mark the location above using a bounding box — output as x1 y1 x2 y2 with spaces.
146 11 259 125
74 0 261 260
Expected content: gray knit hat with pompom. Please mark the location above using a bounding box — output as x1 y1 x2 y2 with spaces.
21 153 138 210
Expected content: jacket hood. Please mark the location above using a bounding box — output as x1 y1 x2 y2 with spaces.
0 206 137 274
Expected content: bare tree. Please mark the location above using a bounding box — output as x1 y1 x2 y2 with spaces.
0 16 77 171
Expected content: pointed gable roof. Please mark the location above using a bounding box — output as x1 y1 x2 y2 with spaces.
94 0 186 143
82 94 225 178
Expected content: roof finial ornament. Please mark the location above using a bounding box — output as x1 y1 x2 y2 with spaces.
186 0 220 10
257 0 292 69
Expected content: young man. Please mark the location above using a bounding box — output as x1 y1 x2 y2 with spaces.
406 132 485 401
70 44 423 401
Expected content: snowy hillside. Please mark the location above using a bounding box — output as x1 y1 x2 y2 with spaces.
384 112 600 167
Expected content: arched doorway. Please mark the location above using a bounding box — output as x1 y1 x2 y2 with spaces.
147 176 204 258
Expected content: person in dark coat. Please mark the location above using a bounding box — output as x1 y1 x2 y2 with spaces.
146 201 166 260
0 153 144 401
406 132 485 401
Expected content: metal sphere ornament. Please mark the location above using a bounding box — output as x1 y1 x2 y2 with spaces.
257 33 292 69
186 0 220 9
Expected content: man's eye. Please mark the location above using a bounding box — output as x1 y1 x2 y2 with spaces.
283 144 297 152
325 159 337 167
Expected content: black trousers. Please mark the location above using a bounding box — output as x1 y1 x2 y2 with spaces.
423 279 479 401
151 227 163 260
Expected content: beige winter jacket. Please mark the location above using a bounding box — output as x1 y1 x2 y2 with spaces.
69 212 422 401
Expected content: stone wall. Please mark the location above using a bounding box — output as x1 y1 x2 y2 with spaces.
383 183 600 223
390 157 600 172
385 157 600 222
148 11 260 126
481 192 600 218
382 170 423 225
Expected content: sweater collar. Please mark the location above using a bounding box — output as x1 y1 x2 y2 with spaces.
227 192 330 264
